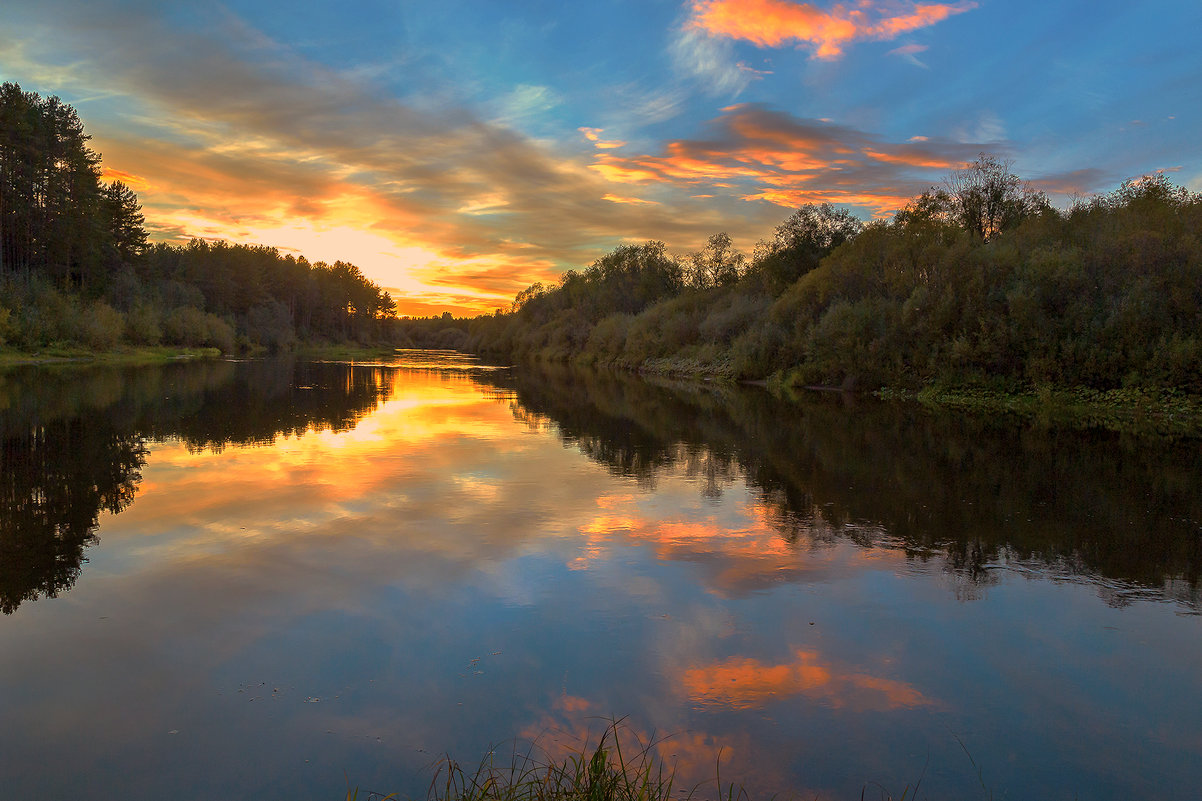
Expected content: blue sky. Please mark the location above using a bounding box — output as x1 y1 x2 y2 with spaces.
1 0 1198 314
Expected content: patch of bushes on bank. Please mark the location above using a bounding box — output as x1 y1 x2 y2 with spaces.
466 165 1202 398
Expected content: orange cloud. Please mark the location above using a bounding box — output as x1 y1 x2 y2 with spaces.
590 104 989 217
687 0 976 59
864 149 962 169
99 166 150 190
602 193 660 205
579 127 627 150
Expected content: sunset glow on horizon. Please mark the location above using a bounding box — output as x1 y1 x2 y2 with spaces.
3 0 1198 316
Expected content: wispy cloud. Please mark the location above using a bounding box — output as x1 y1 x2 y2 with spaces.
669 25 755 96
685 0 976 59
1027 167 1112 197
490 83 561 125
887 42 929 68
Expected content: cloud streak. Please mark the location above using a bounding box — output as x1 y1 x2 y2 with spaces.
589 103 994 216
685 0 976 59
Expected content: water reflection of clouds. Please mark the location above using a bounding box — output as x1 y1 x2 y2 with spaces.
681 649 934 711
568 489 907 599
517 694 810 798
8 365 1201 800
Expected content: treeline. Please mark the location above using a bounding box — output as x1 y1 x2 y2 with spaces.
467 159 1202 393
0 83 398 353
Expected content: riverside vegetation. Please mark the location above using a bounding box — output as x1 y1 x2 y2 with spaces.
4 81 1201 426
427 162 1200 429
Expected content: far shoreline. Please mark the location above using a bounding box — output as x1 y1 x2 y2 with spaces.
5 344 1201 438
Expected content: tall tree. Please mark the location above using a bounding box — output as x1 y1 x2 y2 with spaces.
944 154 1050 241
0 82 110 289
102 180 148 263
754 203 863 292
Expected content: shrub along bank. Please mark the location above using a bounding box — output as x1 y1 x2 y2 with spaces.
461 166 1202 407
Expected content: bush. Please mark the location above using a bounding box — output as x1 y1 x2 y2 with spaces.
163 306 235 352
204 313 236 353
81 301 125 350
125 304 162 345
584 313 633 363
13 279 75 347
0 306 13 346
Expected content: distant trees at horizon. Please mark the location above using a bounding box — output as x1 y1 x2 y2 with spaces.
0 82 400 353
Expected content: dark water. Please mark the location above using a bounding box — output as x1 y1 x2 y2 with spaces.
1 353 1199 800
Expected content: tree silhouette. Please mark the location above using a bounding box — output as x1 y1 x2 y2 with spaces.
943 153 1049 241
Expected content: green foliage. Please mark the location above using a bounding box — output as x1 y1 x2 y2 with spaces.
7 276 75 347
472 168 1202 398
752 203 863 293
0 82 111 290
124 304 162 346
582 313 633 364
81 301 125 351
245 300 297 352
162 307 236 352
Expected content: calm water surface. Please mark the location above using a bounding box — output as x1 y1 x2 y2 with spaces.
1 353 1199 800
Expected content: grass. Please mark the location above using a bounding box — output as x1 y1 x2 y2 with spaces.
345 720 936 801
0 344 221 367
345 721 698 801
0 340 404 367
876 383 1202 438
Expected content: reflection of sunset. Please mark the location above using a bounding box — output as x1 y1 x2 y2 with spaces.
519 697 745 791
111 370 561 556
568 494 901 596
682 649 932 710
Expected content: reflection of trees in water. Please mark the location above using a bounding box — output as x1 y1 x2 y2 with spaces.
485 364 1202 609
0 420 146 614
0 359 394 613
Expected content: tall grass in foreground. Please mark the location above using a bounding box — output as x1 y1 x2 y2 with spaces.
345 720 933 801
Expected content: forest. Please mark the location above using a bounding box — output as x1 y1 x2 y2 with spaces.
450 159 1202 394
4 80 1201 397
0 82 399 353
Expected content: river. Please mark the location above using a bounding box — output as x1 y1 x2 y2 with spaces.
0 352 1199 800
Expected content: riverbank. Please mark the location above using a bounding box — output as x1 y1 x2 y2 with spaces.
871 384 1202 438
0 342 406 368
540 351 1202 438
0 344 223 367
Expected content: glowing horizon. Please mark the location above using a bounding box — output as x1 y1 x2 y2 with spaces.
4 0 1198 316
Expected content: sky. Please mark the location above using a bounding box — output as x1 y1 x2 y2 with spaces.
1 0 1199 316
